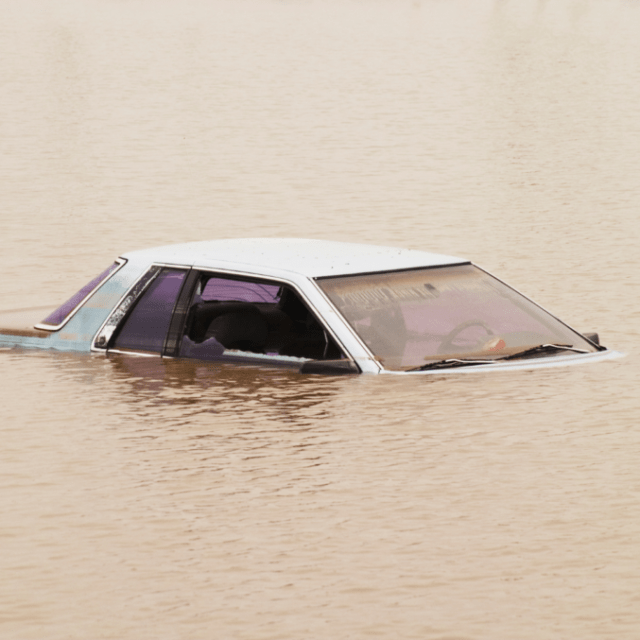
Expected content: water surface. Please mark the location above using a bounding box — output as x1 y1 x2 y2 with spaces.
1 1 640 638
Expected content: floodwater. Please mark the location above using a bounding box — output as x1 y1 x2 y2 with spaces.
1 1 640 638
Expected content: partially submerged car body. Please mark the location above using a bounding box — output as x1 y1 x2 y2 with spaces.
0 239 618 374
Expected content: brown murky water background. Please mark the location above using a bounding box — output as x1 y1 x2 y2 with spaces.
2 1 640 638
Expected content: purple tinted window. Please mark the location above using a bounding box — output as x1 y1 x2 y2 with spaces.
114 269 186 353
41 262 120 327
202 278 280 303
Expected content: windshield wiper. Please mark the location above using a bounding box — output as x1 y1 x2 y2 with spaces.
409 344 590 372
501 343 589 360
409 358 495 372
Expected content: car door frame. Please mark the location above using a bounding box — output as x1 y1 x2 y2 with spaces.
91 262 360 370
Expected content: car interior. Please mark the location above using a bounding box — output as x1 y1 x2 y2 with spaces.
181 274 344 361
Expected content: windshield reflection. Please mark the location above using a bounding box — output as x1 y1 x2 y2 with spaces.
318 265 595 370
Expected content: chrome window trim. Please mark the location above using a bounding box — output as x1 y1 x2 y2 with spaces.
184 266 357 365
35 258 127 332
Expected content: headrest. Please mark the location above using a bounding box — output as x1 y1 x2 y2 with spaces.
206 310 268 352
190 301 261 343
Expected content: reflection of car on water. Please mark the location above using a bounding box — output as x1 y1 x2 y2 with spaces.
0 238 619 374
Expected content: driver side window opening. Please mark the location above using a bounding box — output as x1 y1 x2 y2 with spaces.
179 272 345 362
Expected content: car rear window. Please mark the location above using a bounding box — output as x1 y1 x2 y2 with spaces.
39 261 122 328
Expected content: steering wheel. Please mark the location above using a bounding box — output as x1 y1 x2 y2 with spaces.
437 320 494 355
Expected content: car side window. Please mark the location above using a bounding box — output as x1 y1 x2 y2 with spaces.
112 269 187 353
179 273 345 362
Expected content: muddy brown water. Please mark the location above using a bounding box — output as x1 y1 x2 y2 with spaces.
1 1 640 638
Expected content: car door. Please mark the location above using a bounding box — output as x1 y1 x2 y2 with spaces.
93 265 356 371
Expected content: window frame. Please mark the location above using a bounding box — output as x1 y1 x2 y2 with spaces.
35 258 127 332
170 267 355 366
92 263 356 367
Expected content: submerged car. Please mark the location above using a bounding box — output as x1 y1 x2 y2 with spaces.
0 238 618 374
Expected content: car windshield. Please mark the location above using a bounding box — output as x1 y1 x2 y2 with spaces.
317 264 596 371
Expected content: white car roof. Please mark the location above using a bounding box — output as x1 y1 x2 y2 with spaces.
120 238 465 278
